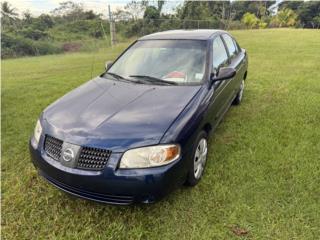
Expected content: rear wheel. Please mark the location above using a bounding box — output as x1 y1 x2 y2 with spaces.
233 80 245 105
186 131 208 186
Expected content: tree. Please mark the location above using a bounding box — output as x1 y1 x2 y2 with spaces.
297 1 320 28
157 0 165 14
1 1 18 26
313 16 320 29
177 1 211 20
51 1 82 16
38 14 54 29
270 8 298 28
1 1 17 18
232 1 275 20
144 6 160 20
176 1 233 28
22 11 33 25
279 1 320 28
83 10 101 20
279 1 303 12
241 12 259 29
124 1 147 20
113 9 133 21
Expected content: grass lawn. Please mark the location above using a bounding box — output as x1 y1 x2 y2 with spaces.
2 29 320 239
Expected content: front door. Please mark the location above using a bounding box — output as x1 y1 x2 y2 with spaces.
207 35 232 128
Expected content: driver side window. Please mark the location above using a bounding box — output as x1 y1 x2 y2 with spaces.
212 36 229 72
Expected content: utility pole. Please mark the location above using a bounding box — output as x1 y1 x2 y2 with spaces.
108 4 117 46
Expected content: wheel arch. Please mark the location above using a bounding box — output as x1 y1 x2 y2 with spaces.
202 122 212 136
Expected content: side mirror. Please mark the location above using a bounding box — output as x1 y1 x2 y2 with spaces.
105 61 113 71
211 67 236 82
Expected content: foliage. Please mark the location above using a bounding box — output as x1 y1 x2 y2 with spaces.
241 12 267 29
232 1 274 20
279 1 320 28
51 1 101 21
1 0 320 59
258 20 268 29
124 0 147 20
2 29 320 239
279 1 303 12
36 14 55 30
270 8 298 28
177 1 226 21
1 1 17 16
241 12 259 29
313 16 320 29
1 1 18 25
1 32 62 58
144 6 160 21
18 28 49 41
296 1 320 28
226 20 246 30
113 9 133 21
1 1 108 58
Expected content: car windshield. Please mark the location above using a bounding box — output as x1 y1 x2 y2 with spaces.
106 40 207 85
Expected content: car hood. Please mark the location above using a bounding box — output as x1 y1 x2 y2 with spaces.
43 77 201 151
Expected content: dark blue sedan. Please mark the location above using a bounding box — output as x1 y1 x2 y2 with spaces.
30 30 248 204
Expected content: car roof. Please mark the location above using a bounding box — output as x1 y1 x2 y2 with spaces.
139 29 227 40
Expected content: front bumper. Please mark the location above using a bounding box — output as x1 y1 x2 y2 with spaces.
29 140 186 205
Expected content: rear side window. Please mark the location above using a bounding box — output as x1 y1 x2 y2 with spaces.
222 34 237 57
212 36 229 71
233 39 240 53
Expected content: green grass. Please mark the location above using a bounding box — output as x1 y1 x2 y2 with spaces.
2 29 320 239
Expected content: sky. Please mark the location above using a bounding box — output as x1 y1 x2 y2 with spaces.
5 0 183 18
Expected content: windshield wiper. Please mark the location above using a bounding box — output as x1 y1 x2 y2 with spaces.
103 72 146 84
129 75 177 85
103 72 126 81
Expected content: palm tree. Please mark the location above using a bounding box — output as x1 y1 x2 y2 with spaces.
1 1 18 26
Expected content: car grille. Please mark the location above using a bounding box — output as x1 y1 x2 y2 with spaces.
44 135 111 171
44 136 63 161
77 147 111 170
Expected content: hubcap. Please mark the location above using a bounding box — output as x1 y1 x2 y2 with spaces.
194 138 208 179
239 80 245 101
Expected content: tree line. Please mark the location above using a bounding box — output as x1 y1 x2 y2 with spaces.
1 0 320 59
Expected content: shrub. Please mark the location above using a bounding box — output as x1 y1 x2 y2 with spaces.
227 20 247 30
1 32 62 58
242 12 259 29
33 41 63 55
123 19 144 37
62 42 82 52
258 21 268 29
1 33 36 57
241 12 268 29
19 28 49 40
63 20 105 38
270 8 298 28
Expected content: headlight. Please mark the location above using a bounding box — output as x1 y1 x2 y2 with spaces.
119 144 181 169
33 119 42 147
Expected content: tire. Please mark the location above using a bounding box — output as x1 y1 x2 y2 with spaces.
233 80 245 105
185 131 208 186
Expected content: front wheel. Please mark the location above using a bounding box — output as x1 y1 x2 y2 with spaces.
185 131 208 186
233 80 245 105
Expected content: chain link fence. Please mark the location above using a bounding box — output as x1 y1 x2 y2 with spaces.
110 18 240 45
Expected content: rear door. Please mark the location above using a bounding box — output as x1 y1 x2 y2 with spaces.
221 34 246 96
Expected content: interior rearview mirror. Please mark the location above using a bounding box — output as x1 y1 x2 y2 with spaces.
105 61 113 71
211 67 236 82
